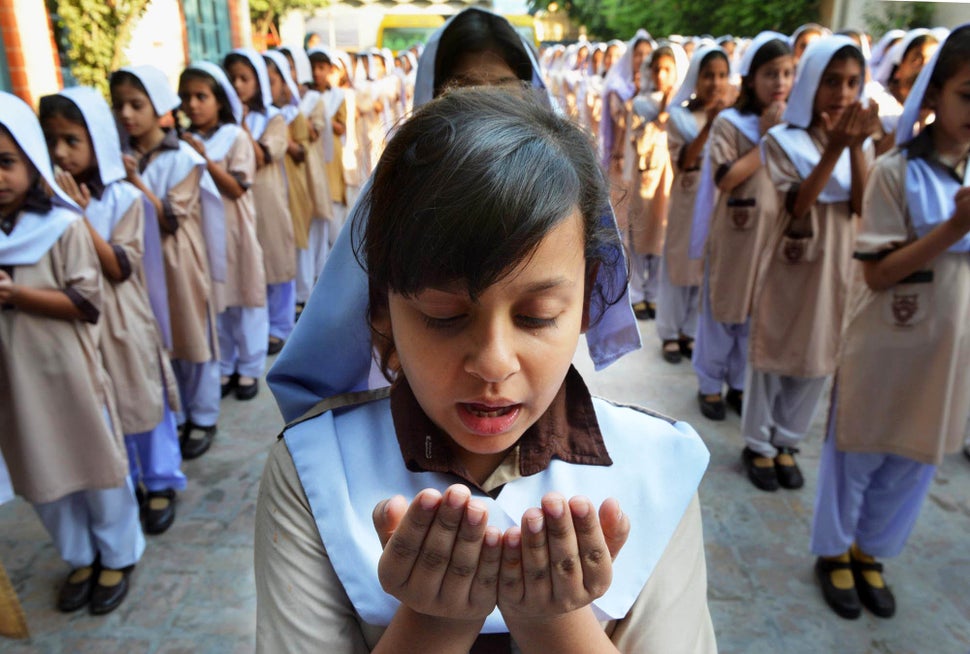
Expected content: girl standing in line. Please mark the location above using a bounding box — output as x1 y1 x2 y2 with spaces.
224 49 295 356
0 92 144 615
309 48 350 243
657 45 730 365
110 65 226 460
689 33 794 420
179 62 268 402
811 25 970 621
742 37 877 492
42 86 186 534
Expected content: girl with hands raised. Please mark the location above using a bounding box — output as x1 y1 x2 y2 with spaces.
254 86 714 653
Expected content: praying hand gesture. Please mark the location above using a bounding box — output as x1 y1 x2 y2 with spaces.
822 101 878 151
54 170 91 210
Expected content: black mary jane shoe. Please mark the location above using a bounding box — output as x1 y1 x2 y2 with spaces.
661 340 683 364
221 373 239 398
725 387 743 416
774 446 805 489
235 378 259 401
90 566 133 616
698 392 726 421
632 301 653 321
57 560 99 612
180 422 216 460
267 337 285 356
851 556 896 618
742 447 779 492
145 489 177 535
815 557 862 620
678 337 694 359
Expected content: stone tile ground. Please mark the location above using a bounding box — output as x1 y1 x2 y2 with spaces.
2 320 968 653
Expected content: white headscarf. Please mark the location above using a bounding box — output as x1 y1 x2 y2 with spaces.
0 92 80 266
739 31 789 77
669 45 727 108
228 48 274 112
285 45 314 85
783 35 863 129
874 29 933 88
871 29 905 68
120 65 181 115
185 60 243 124
264 49 302 116
56 87 127 186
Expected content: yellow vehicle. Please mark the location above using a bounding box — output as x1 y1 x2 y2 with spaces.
376 14 446 52
376 13 538 53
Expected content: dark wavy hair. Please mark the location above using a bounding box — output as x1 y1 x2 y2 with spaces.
223 53 266 112
357 86 622 378
734 39 792 115
177 68 237 127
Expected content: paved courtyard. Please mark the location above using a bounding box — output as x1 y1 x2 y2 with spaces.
1 318 968 653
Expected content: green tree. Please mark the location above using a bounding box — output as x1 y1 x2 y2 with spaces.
249 0 329 50
863 0 934 35
47 0 151 95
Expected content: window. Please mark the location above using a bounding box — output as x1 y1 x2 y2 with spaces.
183 0 232 64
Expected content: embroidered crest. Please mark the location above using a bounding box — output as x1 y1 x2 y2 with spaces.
783 240 804 263
892 293 919 326
732 209 750 229
680 175 695 191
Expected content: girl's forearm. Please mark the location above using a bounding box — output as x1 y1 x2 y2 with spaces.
790 144 843 218
849 146 867 216
680 124 711 171
82 220 125 281
372 605 484 654
206 159 247 200
863 220 966 291
6 285 87 321
505 607 620 654
716 147 762 192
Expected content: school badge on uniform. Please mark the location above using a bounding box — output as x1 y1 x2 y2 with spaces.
731 208 751 229
783 240 804 263
891 293 919 326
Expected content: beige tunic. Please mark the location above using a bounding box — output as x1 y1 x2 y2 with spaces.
252 113 296 285
664 111 705 287
0 218 127 504
254 440 717 654
748 130 870 378
157 166 217 363
285 113 314 252
97 196 180 434
303 97 334 221
325 100 347 205
704 117 777 324
212 128 266 310
628 112 671 256
834 149 970 465
607 94 635 223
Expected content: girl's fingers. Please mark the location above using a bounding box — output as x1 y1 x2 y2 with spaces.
377 488 442 591
518 506 553 605
469 526 502 609
499 526 524 604
541 493 583 601
404 485 471 591
372 494 408 549
598 498 630 561
569 496 612 598
438 498 488 605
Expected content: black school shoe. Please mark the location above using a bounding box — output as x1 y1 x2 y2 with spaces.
678 337 694 359
90 565 133 615
742 447 779 491
661 340 682 364
221 373 239 398
774 446 804 489
698 392 726 421
235 378 259 401
851 555 896 618
725 387 743 416
145 489 177 535
180 422 216 460
267 337 285 356
815 556 862 620
57 559 99 612
632 301 655 320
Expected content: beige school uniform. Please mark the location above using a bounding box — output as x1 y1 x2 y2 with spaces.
0 219 127 504
749 129 871 378
608 94 636 224
284 112 314 252
212 128 265 311
834 148 970 465
157 165 218 364
628 112 671 257
97 196 180 434
704 116 777 324
325 100 347 205
252 113 296 285
303 97 334 221
664 110 705 288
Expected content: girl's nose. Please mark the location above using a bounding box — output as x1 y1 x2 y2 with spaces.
464 323 520 384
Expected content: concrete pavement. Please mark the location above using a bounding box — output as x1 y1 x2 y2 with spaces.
1 318 968 653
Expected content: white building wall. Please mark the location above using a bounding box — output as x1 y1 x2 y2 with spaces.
123 0 186 91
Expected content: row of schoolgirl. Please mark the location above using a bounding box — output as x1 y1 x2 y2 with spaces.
566 24 969 622
0 43 368 616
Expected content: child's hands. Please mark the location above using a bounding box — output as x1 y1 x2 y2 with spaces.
375 485 502 622
307 124 319 142
54 170 91 210
0 270 15 303
496 494 629 623
122 154 141 185
950 186 970 234
705 99 726 126
182 133 207 159
760 100 786 136
287 141 306 164
823 101 874 150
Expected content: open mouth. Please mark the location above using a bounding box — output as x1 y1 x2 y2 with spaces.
457 402 522 435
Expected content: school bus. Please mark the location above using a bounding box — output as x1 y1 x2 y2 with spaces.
376 13 538 53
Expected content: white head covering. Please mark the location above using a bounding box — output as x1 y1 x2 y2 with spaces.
874 28 933 87
783 35 863 129
228 48 274 111
603 30 654 102
119 65 181 115
837 29 872 61
871 29 905 68
669 44 727 108
790 23 830 50
0 92 80 266
264 49 301 108
55 87 126 185
184 60 243 124
739 31 790 77
285 45 313 85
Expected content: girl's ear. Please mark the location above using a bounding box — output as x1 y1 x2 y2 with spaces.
580 261 600 334
923 85 939 112
370 299 401 378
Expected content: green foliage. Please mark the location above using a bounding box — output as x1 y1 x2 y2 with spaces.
531 0 820 41
249 0 329 48
863 0 935 35
47 0 150 95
